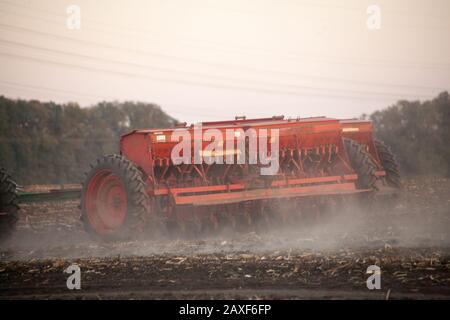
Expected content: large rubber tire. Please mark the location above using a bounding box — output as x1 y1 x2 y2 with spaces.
81 154 151 241
374 139 401 188
343 138 378 190
0 168 19 242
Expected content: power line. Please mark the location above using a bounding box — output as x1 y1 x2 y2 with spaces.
0 37 438 101
0 17 446 98
0 1 445 106
2 48 426 103
1 0 449 70
0 80 239 119
0 79 109 100
0 20 445 94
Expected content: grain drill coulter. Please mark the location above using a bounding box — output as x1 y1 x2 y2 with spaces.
0 116 400 241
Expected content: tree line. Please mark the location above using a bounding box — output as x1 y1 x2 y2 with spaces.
0 92 449 184
368 91 450 177
0 97 176 184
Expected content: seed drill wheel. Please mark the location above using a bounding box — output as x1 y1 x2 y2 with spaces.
343 138 378 190
343 138 379 212
374 139 401 188
81 155 151 240
0 167 19 242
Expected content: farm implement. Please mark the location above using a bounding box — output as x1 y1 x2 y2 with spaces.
0 116 401 241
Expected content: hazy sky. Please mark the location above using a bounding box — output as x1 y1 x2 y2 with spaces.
0 0 449 123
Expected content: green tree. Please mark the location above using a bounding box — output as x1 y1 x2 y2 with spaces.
370 91 450 176
0 96 176 184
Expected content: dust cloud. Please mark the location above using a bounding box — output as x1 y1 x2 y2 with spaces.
1 177 449 261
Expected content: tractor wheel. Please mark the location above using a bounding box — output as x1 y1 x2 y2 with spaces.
81 154 151 240
343 138 378 190
374 139 401 188
0 168 19 242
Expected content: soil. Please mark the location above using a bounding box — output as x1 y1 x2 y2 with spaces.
0 176 449 299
